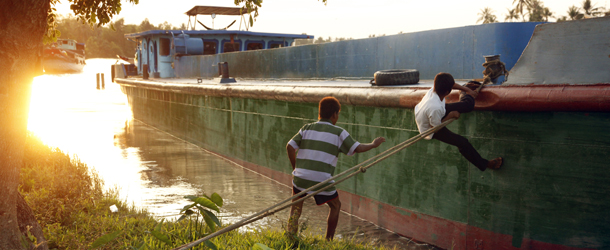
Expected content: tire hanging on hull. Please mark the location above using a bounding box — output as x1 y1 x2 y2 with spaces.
370 69 419 86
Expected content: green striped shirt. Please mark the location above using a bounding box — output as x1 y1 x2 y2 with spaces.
288 119 360 195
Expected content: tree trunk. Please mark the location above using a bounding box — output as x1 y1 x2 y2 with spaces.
17 193 48 249
0 0 50 249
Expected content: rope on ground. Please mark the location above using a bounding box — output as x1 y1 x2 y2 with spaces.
171 118 457 250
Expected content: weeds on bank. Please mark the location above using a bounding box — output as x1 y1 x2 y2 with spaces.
19 133 389 249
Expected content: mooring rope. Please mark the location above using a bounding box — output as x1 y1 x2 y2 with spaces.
482 59 508 84
172 118 457 250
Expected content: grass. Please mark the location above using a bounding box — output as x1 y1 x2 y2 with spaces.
19 133 392 250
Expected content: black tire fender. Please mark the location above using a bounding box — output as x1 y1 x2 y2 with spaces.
370 69 419 86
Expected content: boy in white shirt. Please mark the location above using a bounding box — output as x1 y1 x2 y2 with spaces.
415 72 503 171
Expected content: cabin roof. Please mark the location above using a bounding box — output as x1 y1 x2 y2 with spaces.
185 6 252 16
124 30 313 40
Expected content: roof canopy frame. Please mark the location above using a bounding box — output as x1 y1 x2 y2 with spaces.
186 6 252 31
185 6 252 16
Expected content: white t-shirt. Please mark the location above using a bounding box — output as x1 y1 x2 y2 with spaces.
414 88 446 140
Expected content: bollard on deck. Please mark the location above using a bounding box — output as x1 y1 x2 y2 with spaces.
217 62 236 83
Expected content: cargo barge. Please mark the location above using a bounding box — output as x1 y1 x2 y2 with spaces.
114 12 610 250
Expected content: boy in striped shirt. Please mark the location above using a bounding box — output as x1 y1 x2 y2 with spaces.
286 96 386 240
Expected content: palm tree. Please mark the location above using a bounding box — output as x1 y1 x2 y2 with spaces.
526 0 545 22
505 8 520 21
556 16 568 22
542 7 554 21
477 7 498 24
582 0 605 17
567 5 583 20
513 0 532 20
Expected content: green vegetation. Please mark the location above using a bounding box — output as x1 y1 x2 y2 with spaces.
53 15 358 55
53 16 184 58
19 134 390 249
479 0 609 24
477 7 498 24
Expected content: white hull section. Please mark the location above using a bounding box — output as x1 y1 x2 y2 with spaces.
44 59 85 73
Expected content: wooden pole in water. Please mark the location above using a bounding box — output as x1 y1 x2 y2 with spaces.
96 73 100 90
101 73 105 89
143 64 149 80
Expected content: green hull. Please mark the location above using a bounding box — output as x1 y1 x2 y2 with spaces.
119 82 610 249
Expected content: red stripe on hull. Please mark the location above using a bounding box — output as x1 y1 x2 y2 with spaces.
446 84 610 112
119 79 610 113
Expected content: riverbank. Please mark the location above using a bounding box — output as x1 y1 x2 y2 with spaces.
19 133 394 249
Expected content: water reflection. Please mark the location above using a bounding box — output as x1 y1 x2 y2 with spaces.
28 59 438 250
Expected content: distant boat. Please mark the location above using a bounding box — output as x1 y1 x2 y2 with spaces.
43 39 86 74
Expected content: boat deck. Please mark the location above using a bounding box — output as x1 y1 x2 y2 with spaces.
125 77 440 88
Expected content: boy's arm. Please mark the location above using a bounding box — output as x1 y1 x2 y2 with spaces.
287 144 297 170
354 137 386 153
453 83 477 98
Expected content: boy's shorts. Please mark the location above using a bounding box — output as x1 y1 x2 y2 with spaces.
293 186 338 205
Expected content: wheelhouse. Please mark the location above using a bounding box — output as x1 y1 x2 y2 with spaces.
124 6 313 78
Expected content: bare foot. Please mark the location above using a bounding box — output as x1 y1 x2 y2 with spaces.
487 157 503 169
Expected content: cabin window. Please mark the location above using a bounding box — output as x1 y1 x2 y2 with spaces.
203 40 218 55
268 41 286 49
246 41 264 51
223 41 241 53
159 38 170 56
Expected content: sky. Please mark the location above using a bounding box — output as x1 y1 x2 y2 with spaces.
54 0 608 39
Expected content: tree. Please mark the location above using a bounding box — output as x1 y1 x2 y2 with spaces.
512 0 532 20
556 16 568 22
1 1 56 248
477 7 498 24
525 0 552 22
505 8 520 21
139 18 156 32
542 7 554 21
0 0 274 248
581 0 605 17
567 5 584 20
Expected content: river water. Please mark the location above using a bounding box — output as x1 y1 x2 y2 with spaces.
28 59 437 250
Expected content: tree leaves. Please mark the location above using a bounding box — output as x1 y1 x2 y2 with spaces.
202 209 217 232
201 209 221 228
148 219 172 245
185 195 219 212
204 240 218 250
90 230 121 249
180 194 223 235
177 209 195 222
149 230 172 245
477 7 498 24
252 243 275 250
210 193 223 207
